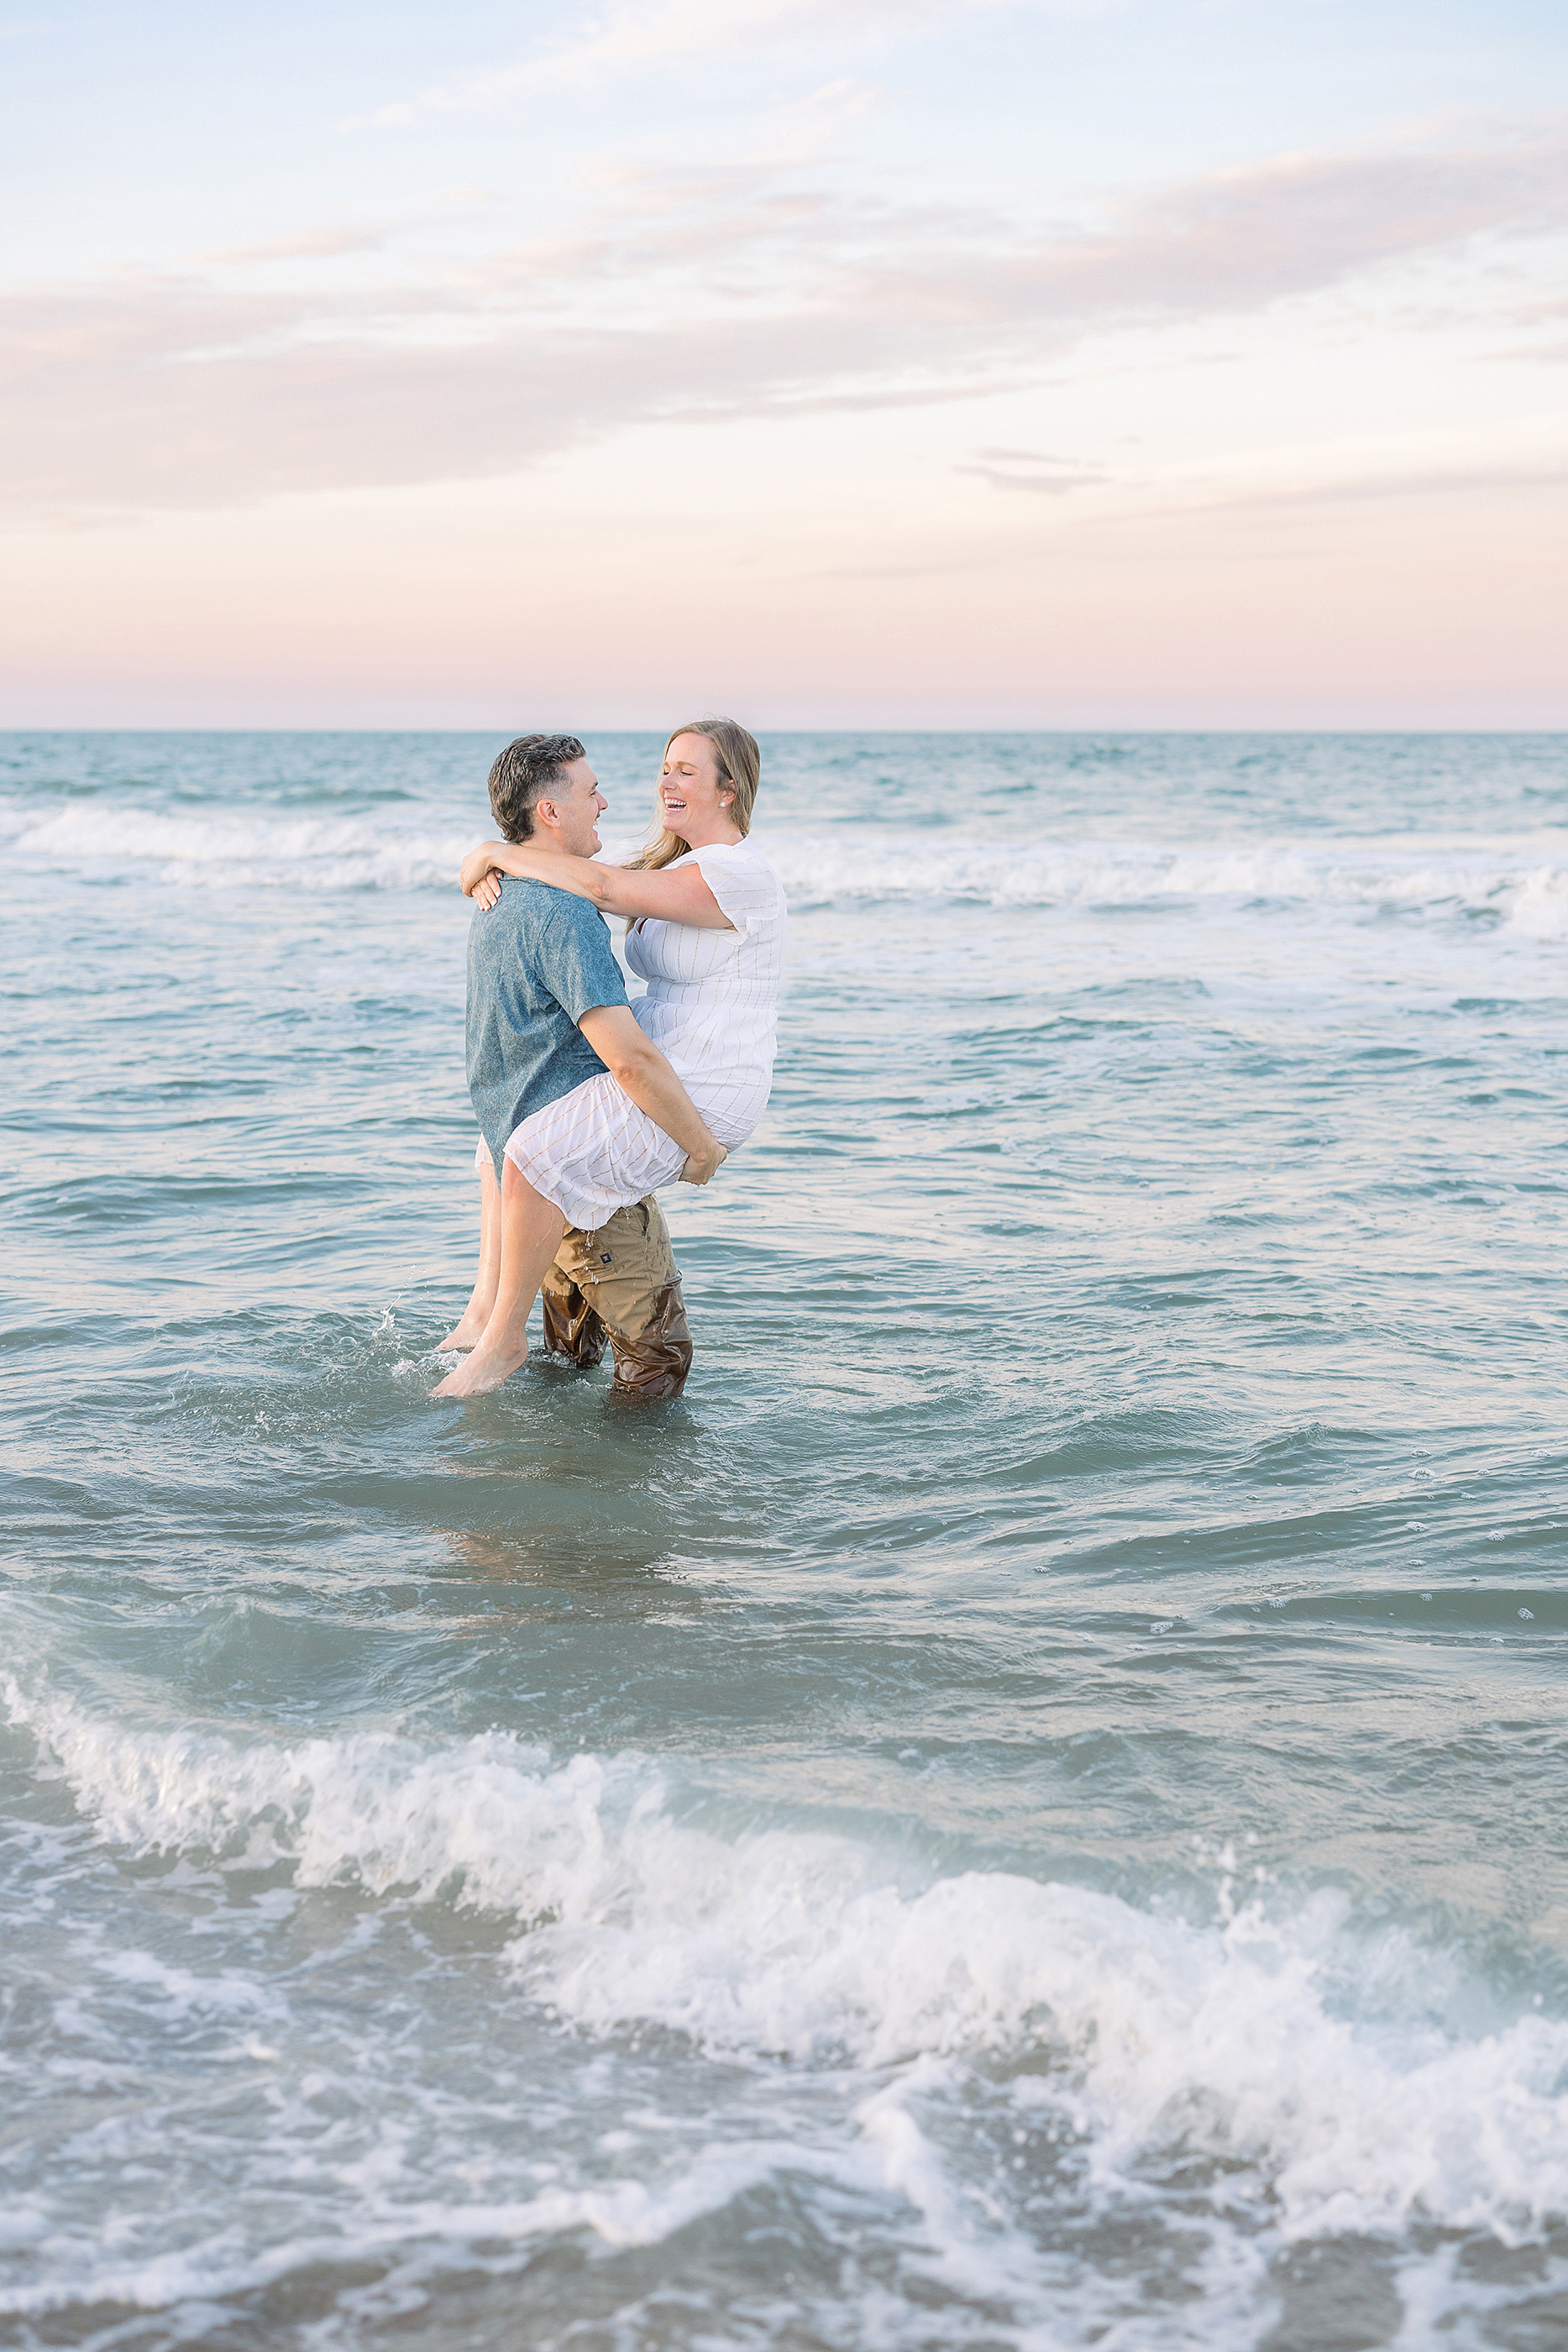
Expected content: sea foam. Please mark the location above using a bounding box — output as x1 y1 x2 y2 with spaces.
8 1675 1567 2255
8 795 1567 933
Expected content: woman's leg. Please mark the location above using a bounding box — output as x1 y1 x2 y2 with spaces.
437 1151 502 1351
431 1155 567 1397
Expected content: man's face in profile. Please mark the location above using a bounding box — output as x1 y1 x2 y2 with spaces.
547 758 607 858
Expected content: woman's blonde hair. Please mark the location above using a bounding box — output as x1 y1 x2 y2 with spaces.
627 718 760 871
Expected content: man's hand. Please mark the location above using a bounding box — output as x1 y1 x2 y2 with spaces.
679 1138 727 1186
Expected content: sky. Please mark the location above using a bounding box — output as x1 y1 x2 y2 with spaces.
1 0 1565 728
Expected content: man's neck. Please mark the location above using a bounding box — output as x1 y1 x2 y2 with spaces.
525 825 576 859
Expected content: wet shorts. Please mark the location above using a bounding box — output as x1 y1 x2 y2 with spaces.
541 1197 693 1402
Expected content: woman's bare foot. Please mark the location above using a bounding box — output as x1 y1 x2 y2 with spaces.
435 1308 490 1352
431 1332 528 1397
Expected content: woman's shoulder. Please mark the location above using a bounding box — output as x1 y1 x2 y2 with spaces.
694 837 786 901
694 836 769 863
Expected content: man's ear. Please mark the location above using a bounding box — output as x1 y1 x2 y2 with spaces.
533 796 560 832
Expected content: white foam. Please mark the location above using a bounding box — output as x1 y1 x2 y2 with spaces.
1508 866 1568 940
0 2151 788 2321
97 1949 286 2020
8 1674 1567 2255
761 830 1568 932
8 793 1568 928
4 799 470 892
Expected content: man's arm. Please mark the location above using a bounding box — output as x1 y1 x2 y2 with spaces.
577 1006 726 1185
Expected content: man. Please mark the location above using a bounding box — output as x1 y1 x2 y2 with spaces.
440 733 716 1400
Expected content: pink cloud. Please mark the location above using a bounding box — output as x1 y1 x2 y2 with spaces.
2 127 1563 520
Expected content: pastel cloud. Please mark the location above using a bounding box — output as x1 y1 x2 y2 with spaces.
376 0 1119 114
4 126 1563 522
957 453 1109 493
197 226 395 269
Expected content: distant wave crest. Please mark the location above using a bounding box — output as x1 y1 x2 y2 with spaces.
6 796 1568 935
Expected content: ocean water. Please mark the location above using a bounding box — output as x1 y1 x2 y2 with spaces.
3 729 1567 2352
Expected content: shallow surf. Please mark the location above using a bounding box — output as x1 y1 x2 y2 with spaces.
3 730 1566 2349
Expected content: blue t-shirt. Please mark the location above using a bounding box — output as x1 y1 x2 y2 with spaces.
466 877 628 1176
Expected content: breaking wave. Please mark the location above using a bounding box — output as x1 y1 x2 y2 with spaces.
7 795 1567 934
9 1673 1568 2254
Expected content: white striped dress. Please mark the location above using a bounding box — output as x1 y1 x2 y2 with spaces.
502 840 787 1231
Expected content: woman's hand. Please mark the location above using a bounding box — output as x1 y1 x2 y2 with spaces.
472 869 501 912
679 1137 727 1186
459 840 511 899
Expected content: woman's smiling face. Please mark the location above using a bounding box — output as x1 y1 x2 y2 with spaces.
658 733 736 843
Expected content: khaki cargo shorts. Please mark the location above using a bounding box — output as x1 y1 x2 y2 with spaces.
540 1196 693 1402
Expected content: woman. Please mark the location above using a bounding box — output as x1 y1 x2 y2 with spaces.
433 719 786 1398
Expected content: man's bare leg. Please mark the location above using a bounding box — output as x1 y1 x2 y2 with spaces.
432 1157 566 1397
437 1154 502 1351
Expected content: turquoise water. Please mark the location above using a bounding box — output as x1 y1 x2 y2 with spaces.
3 731 1567 2349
